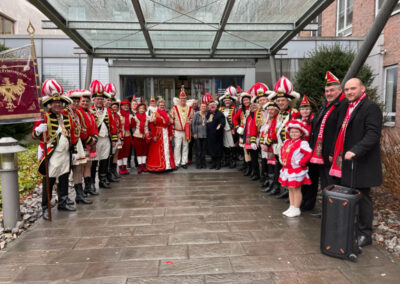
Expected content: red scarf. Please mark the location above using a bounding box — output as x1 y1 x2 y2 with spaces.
311 94 345 164
330 93 366 178
120 109 131 131
157 108 169 125
136 112 146 134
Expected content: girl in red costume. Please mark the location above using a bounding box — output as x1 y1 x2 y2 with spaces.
279 120 312 218
146 98 176 172
132 103 150 173
118 100 134 174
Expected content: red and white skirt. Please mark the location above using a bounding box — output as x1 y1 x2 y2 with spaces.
278 167 311 187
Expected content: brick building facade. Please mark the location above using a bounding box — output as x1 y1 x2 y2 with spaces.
320 0 400 127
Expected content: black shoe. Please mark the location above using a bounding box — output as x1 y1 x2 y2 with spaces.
99 180 111 189
181 165 188 169
243 163 252 176
75 184 93 205
112 163 121 179
57 198 76 211
267 184 280 196
42 209 49 220
358 235 372 247
66 197 74 206
107 173 119 182
251 175 260 181
310 211 322 218
276 188 288 199
259 176 266 184
262 178 272 188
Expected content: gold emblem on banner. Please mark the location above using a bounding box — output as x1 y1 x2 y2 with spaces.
0 78 27 111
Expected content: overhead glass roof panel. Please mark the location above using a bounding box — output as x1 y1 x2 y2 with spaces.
149 30 216 49
228 0 318 23
139 0 227 23
30 0 334 58
218 31 284 49
78 30 148 49
48 0 138 22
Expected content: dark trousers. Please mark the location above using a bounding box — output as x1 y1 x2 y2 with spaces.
195 138 207 166
188 138 195 162
318 163 339 189
274 155 282 183
301 163 319 211
358 188 373 238
249 149 260 177
41 172 69 208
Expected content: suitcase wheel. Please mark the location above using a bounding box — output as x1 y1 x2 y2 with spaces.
348 254 358 262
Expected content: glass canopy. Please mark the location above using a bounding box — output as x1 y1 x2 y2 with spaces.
30 0 334 59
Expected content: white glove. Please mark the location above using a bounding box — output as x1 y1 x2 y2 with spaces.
72 154 77 162
251 143 257 150
35 123 47 136
237 127 244 135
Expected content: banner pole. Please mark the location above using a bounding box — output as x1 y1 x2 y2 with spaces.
27 22 52 221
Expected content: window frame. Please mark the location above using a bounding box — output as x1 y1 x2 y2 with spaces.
383 64 398 127
0 14 15 35
336 0 353 36
375 0 400 17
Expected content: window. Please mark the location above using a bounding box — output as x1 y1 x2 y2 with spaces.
310 15 322 37
376 0 400 16
384 65 398 125
337 0 353 36
0 14 15 35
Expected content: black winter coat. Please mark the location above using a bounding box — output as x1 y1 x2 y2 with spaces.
309 95 348 165
335 97 383 188
206 109 226 158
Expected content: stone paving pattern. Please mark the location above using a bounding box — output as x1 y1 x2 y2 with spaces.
1 171 399 283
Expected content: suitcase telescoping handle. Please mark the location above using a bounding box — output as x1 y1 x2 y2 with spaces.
350 160 355 189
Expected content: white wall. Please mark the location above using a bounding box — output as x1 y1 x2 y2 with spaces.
0 0 64 36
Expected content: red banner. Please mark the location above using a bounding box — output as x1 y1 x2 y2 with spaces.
0 58 41 123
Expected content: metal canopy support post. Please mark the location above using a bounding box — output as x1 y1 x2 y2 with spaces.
343 0 399 84
131 0 155 57
210 0 235 57
85 54 93 89
269 55 277 84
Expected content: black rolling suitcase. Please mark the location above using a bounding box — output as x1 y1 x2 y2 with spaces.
320 184 361 262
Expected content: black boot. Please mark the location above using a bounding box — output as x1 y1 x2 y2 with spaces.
261 175 274 192
276 187 289 199
209 158 216 169
251 170 260 181
229 148 236 168
243 162 252 176
84 177 97 196
201 158 206 169
90 161 99 193
215 158 221 170
259 159 267 184
267 183 281 196
57 196 76 211
42 208 50 220
240 161 247 171
221 148 229 167
99 159 111 189
112 163 121 179
75 184 93 204
107 157 119 182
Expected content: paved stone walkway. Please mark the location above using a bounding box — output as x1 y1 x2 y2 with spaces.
1 169 399 283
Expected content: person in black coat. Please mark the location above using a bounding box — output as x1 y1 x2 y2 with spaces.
206 100 226 170
330 78 383 247
309 71 348 189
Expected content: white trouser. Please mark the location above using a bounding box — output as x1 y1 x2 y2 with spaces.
174 130 188 166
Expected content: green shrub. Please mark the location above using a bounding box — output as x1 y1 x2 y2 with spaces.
0 144 41 209
294 45 380 111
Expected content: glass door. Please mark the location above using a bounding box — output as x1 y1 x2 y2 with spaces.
154 78 175 110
